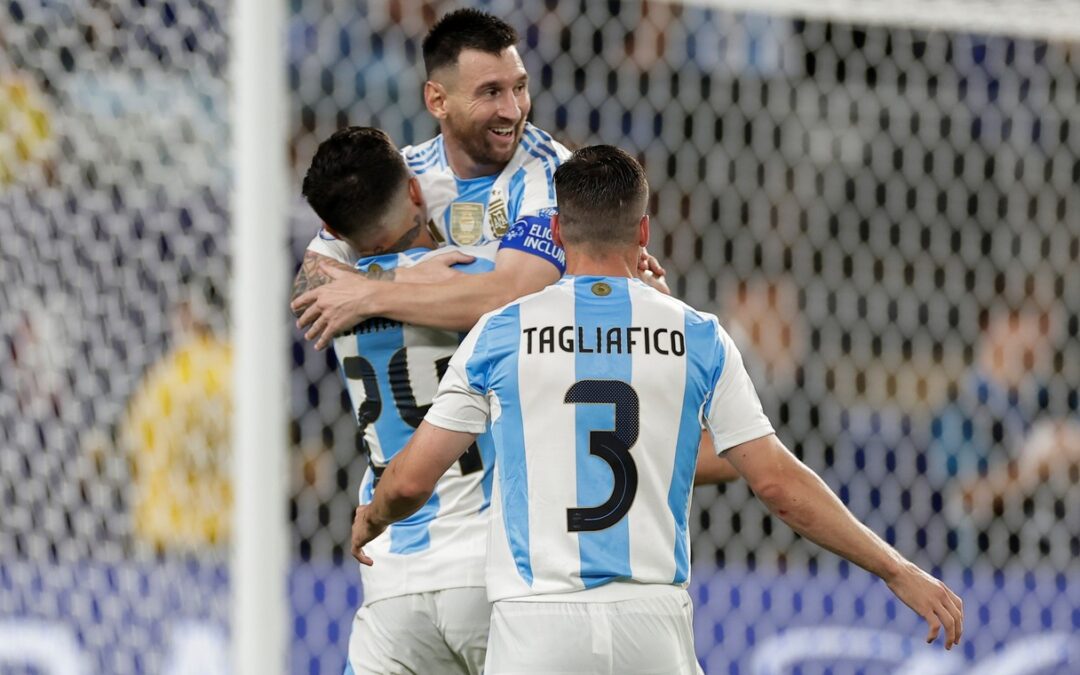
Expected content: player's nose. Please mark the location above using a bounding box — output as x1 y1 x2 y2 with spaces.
495 90 521 121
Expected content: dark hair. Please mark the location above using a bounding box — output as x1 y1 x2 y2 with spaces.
301 127 407 243
553 145 649 247
422 9 519 76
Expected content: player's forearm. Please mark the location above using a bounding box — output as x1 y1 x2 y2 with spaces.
365 459 434 530
754 460 904 582
291 251 361 317
371 273 525 331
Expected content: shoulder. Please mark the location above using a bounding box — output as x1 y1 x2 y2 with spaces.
518 124 572 166
629 281 720 325
523 124 572 159
478 279 570 328
418 242 499 274
355 248 427 272
401 136 444 174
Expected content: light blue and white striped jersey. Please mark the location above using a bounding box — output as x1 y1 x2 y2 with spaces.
426 276 775 602
401 123 570 248
333 243 499 603
305 123 571 269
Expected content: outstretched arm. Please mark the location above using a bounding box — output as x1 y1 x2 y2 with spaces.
725 433 964 650
350 421 477 565
295 248 559 345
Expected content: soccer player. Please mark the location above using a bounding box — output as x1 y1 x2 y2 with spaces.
293 9 669 338
351 146 964 674
302 126 504 674
292 8 576 337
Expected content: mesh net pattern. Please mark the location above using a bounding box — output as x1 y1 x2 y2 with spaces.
3 0 1079 673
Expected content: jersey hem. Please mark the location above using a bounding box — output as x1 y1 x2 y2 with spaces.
425 412 488 435
711 425 776 453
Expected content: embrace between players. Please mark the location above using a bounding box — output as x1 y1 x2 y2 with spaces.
291 10 963 675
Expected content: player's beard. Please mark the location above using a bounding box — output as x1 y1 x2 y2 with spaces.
446 113 524 171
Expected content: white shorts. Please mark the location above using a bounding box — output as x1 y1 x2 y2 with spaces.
346 587 490 675
484 588 700 675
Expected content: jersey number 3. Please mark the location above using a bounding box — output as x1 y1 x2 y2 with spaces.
564 379 640 532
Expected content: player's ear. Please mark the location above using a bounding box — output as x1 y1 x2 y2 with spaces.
424 80 448 119
551 213 564 249
638 215 650 248
407 177 424 208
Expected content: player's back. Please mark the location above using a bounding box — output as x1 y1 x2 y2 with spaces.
332 243 498 603
456 275 732 601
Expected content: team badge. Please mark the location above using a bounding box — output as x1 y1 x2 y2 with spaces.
488 189 510 238
449 202 484 245
591 282 612 297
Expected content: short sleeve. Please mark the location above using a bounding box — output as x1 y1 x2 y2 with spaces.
425 317 493 434
704 327 775 453
305 228 359 266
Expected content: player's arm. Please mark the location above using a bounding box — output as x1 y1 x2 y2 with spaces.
295 245 559 345
290 251 357 318
693 433 740 484
724 434 964 649
291 244 471 320
351 421 477 565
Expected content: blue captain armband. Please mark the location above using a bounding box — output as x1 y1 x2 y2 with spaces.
498 213 566 274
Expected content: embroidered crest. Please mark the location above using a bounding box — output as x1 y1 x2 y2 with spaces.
488 189 510 238
449 202 484 245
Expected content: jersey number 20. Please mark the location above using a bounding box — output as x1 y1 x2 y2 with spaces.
343 352 484 476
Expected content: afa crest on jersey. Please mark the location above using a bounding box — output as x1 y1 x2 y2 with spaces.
450 202 484 245
488 188 511 238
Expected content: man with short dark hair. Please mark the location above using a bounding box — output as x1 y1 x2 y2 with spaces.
303 126 500 675
351 146 964 674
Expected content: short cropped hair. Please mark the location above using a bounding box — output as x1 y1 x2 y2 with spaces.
302 127 407 243
553 145 649 247
422 9 519 77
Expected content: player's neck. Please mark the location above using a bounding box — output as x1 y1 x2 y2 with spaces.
442 135 503 179
564 249 638 279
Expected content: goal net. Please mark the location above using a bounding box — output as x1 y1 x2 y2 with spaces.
3 0 1078 673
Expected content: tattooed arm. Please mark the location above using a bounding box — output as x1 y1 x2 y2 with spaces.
290 251 394 319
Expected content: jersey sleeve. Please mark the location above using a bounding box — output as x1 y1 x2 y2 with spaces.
516 133 572 219
498 212 566 274
425 316 492 434
703 326 775 452
304 227 359 266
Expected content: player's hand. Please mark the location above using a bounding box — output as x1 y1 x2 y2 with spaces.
883 560 964 650
293 263 378 350
351 505 386 566
395 250 475 284
638 248 670 295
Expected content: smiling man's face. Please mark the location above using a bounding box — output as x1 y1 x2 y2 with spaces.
435 46 530 176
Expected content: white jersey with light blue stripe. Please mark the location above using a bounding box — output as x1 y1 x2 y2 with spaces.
333 243 499 603
401 123 571 248
304 123 570 270
426 276 774 602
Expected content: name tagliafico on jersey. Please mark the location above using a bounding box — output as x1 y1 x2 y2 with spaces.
523 325 687 356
